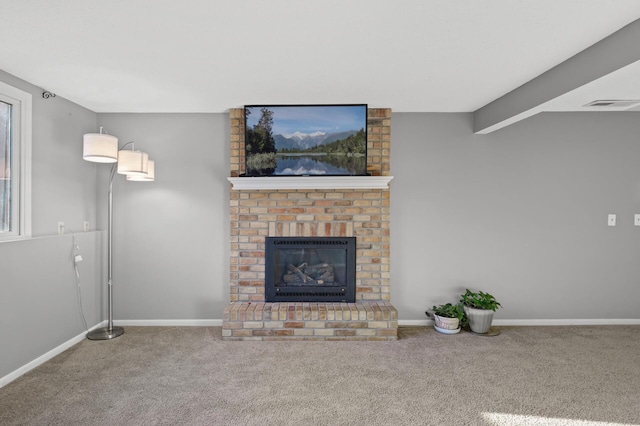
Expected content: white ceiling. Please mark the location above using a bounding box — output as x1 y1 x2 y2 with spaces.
2 0 640 119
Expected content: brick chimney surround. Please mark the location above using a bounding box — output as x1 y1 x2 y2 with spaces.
223 108 397 340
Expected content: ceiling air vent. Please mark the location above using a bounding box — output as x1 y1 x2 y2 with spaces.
583 100 640 110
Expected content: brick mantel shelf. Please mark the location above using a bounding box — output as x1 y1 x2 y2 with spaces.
227 175 394 191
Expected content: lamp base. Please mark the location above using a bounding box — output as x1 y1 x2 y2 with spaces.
87 326 124 340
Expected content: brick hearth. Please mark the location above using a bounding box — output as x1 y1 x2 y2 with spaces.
223 108 397 340
223 301 397 341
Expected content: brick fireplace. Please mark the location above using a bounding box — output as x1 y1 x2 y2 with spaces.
222 108 397 340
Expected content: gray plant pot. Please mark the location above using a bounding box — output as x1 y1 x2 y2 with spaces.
463 306 494 334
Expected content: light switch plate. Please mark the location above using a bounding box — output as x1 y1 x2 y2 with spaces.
608 214 616 227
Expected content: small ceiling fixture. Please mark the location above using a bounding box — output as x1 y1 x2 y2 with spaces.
583 100 640 109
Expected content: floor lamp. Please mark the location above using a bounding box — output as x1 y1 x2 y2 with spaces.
82 128 155 340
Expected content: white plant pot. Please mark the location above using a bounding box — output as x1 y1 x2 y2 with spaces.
433 314 461 334
463 306 494 334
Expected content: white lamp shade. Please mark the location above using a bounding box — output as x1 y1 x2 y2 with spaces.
83 133 118 163
126 160 155 181
117 150 148 175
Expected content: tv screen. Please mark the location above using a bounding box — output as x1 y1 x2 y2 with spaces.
243 104 368 176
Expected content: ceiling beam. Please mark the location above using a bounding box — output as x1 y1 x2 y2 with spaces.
473 18 640 134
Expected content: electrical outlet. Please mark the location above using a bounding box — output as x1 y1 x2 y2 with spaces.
608 214 616 227
84 221 90 232
58 221 65 235
635 214 640 226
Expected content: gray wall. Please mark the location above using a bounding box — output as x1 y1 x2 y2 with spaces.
0 70 101 381
391 112 640 321
0 232 103 380
95 110 640 324
96 114 229 321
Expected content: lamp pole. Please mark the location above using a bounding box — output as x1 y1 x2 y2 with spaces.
87 163 124 340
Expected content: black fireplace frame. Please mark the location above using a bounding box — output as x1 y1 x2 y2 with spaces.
265 237 356 302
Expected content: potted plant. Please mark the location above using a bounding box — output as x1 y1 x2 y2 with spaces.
427 303 466 334
459 289 501 334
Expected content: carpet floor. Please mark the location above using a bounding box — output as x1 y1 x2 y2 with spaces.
1 326 639 425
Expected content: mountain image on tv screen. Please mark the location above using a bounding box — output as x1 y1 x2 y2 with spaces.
244 104 368 176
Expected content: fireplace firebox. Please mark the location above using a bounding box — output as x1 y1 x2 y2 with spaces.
265 237 356 302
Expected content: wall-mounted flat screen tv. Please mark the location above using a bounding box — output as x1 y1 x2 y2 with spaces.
243 104 368 176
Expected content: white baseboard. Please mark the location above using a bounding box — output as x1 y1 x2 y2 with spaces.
115 319 223 327
0 321 106 389
399 320 433 326
397 319 640 327
492 318 640 326
118 319 640 327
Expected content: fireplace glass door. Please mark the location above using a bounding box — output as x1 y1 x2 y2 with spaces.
265 237 356 302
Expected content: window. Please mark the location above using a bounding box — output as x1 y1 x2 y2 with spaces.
1 100 11 232
0 81 31 241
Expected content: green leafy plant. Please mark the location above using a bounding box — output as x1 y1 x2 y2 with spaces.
428 303 467 327
460 289 502 311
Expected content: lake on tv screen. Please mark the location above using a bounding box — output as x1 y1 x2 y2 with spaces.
275 155 365 175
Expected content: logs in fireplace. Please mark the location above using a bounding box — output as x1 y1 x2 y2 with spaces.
265 237 356 302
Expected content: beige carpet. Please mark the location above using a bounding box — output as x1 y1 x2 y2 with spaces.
1 326 639 426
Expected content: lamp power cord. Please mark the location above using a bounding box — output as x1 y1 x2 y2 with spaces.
69 229 89 332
